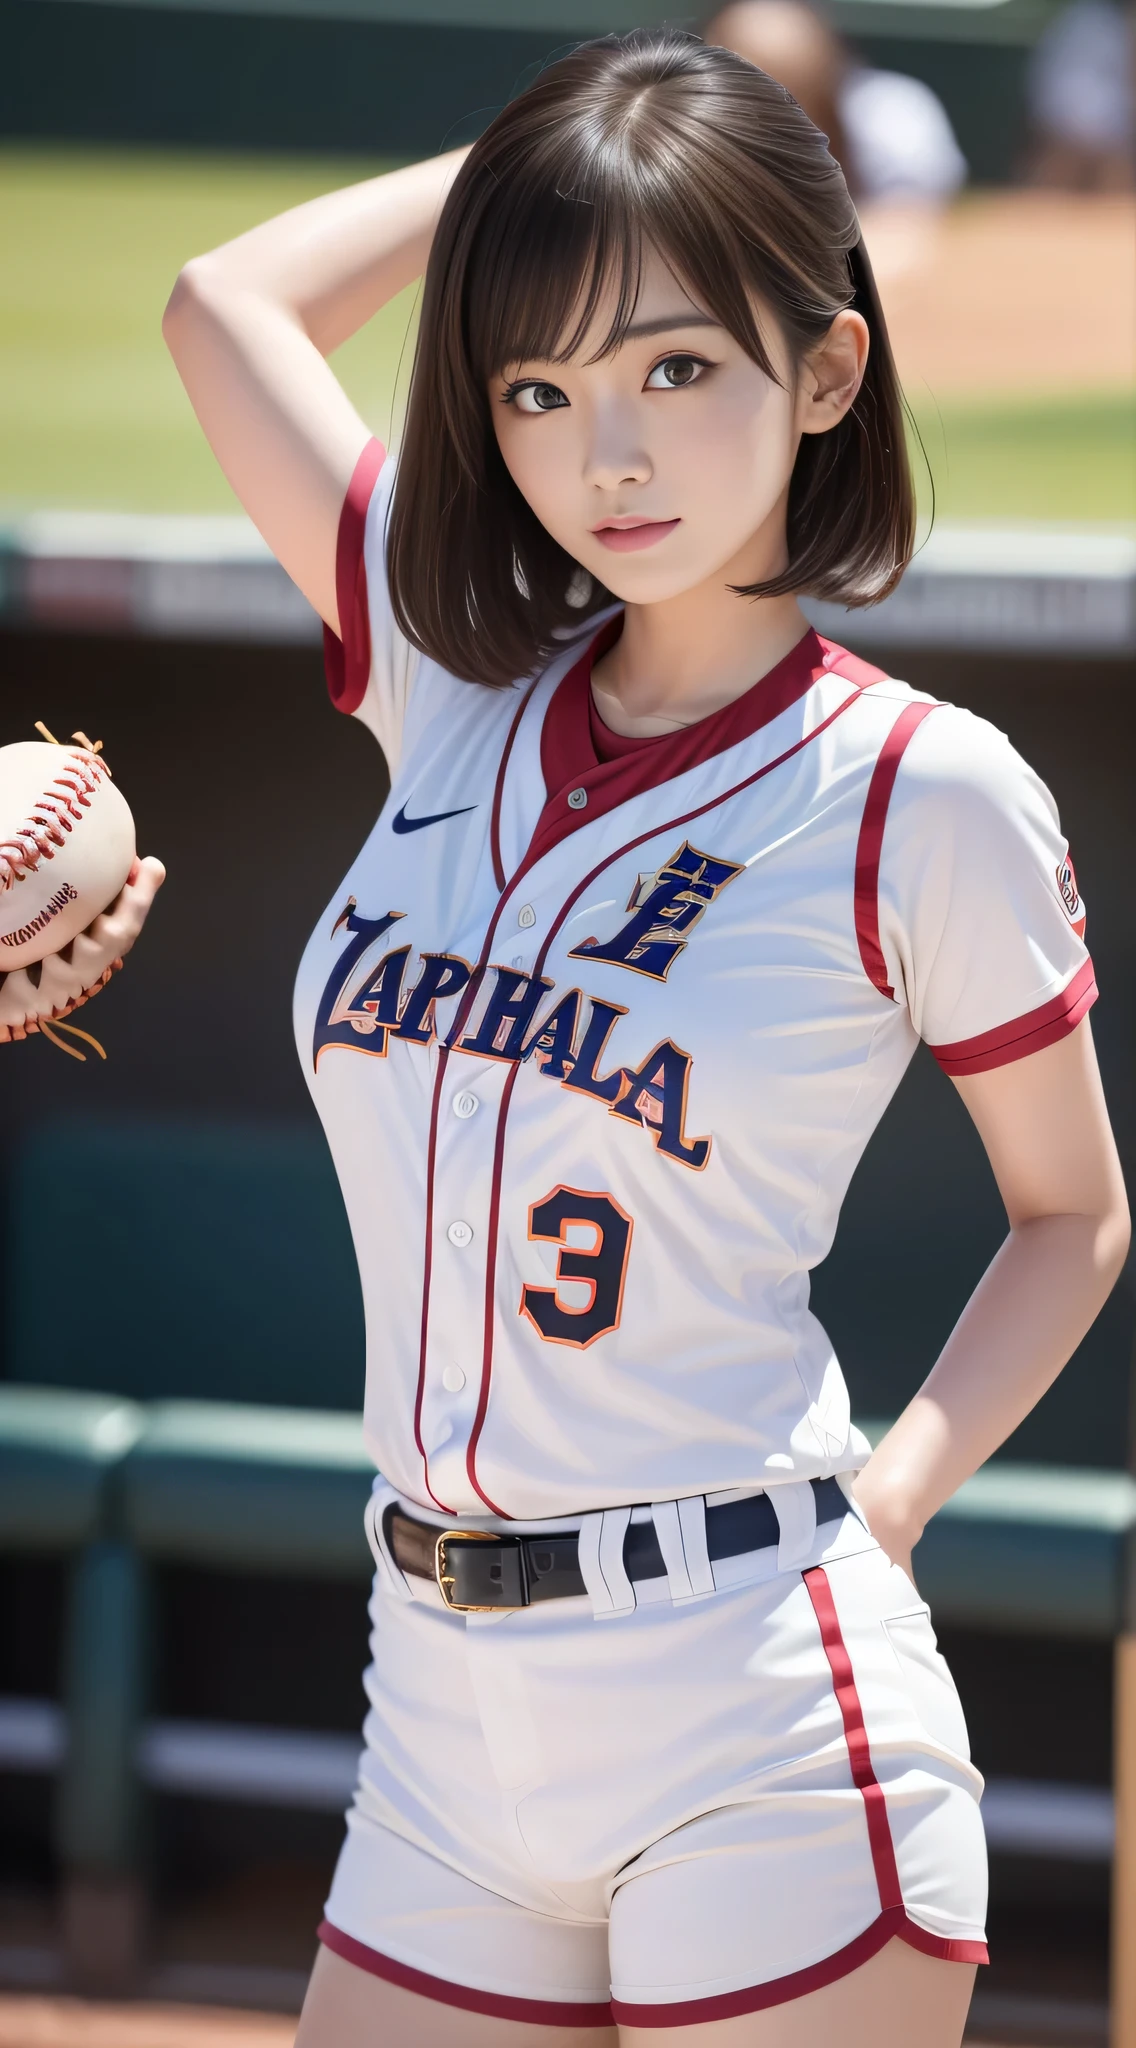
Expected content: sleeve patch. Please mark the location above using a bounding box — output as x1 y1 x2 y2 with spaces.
1056 852 1087 939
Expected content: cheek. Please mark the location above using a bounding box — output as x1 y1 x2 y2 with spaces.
677 380 797 509
494 417 574 537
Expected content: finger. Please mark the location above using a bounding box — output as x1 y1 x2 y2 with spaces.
122 854 166 904
88 856 167 954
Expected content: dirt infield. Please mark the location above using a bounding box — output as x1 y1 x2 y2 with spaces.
862 191 1135 404
0 2002 1041 2048
0 2000 296 2048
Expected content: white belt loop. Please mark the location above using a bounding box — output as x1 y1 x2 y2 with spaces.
364 1480 414 1602
652 1497 715 1602
577 1507 635 1618
770 1480 817 1573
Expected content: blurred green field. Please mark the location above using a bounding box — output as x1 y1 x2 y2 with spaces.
2 146 1133 526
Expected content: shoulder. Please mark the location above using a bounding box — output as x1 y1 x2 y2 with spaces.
402 611 601 754
892 701 1057 830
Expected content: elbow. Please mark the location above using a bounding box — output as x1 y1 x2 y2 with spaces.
1087 1184 1132 1299
1103 1195 1132 1289
162 254 221 355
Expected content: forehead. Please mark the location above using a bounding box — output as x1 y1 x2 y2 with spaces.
511 246 715 369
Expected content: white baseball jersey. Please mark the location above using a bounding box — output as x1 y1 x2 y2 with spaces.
294 443 1095 1522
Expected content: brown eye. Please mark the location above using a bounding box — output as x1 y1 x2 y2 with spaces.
512 381 569 414
645 354 705 391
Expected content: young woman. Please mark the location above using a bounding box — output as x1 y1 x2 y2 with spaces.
164 32 1127 2047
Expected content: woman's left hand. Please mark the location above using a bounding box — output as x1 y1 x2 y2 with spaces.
850 1462 921 1586
0 854 165 1041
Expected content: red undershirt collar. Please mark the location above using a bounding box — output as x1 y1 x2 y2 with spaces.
530 615 847 872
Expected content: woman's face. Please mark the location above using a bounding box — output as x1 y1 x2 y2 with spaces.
490 245 866 606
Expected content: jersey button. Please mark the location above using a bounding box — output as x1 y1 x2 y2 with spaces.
442 1365 467 1393
447 1220 474 1247
567 787 588 810
517 904 536 929
453 1091 479 1119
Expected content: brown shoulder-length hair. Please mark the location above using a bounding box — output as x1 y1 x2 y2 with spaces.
387 29 914 689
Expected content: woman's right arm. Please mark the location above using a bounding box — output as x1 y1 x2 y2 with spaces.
162 151 466 633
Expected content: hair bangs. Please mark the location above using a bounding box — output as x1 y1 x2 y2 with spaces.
388 29 916 687
465 171 648 385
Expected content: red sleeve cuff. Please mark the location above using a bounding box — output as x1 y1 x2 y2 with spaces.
323 437 387 715
929 957 1098 1077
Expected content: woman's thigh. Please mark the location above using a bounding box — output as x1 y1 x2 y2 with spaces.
296 1945 619 2048
618 1938 975 2048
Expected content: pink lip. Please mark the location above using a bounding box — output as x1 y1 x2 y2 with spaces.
592 518 681 553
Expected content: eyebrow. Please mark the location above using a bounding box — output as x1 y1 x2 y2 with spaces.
620 312 723 340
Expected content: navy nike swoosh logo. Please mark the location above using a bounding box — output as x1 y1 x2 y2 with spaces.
391 801 478 835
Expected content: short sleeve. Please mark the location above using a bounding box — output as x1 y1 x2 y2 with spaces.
322 440 419 770
871 703 1096 1076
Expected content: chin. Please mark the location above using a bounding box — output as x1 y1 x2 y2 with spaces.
584 556 711 605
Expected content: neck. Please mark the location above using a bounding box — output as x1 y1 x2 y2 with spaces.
590 511 810 738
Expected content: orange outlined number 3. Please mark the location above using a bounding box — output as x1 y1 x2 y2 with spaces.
520 1187 633 1348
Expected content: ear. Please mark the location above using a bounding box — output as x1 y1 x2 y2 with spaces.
795 309 870 437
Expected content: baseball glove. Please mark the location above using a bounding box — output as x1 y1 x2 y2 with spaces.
0 855 166 1059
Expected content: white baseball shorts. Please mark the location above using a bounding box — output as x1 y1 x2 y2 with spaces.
320 1481 988 2029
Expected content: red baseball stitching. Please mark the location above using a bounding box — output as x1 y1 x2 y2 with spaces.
0 751 111 892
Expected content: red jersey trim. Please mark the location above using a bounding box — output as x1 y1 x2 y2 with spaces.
930 957 1098 1077
854 699 940 1000
412 635 886 1514
489 681 539 892
323 437 386 717
318 1920 614 2027
461 673 884 1515
535 622 889 874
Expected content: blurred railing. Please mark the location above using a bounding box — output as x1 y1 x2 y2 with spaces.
2 510 1134 655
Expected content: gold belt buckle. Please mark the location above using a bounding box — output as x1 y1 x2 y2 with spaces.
435 1528 511 1613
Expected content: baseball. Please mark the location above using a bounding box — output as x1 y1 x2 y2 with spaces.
0 738 136 972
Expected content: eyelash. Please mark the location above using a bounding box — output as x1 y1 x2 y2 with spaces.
645 352 712 390
501 352 714 410
500 380 563 411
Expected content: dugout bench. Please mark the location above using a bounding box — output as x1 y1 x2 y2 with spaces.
2 1113 1135 2042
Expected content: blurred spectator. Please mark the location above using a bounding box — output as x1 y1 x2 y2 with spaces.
1024 0 1135 190
704 1 967 202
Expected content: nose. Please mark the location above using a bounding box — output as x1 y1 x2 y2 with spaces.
583 398 652 493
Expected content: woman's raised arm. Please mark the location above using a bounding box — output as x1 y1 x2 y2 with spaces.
162 151 466 632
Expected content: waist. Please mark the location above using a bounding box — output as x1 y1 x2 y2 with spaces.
387 1475 853 1613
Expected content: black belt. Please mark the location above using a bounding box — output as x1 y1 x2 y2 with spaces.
386 1476 850 1613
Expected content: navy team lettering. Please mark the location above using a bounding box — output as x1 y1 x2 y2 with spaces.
313 898 713 1170
568 841 744 980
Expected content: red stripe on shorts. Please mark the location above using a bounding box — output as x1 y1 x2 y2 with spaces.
611 1908 986 2027
612 1565 987 2028
803 1562 904 1910
319 1919 614 2027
